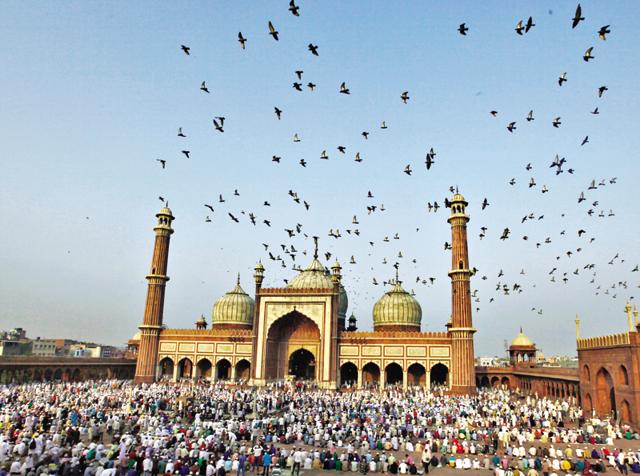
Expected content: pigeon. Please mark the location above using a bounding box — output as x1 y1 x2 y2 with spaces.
591 107 599 115
228 213 239 223
458 23 469 35
361 131 369 140
177 127 186 137
181 45 190 55
526 110 534 122
525 16 535 32
400 91 410 103
308 43 319 56
581 136 589 146
598 25 611 40
274 107 282 120
307 82 316 91
481 198 489 210
204 204 214 212
339 82 350 94
558 72 567 86
583 47 594 62
404 164 412 175
293 82 303 91
380 121 387 129
288 0 300 16
572 4 584 28
598 86 608 97
200 81 210 93
268 21 279 41
272 155 281 163
515 20 524 35
507 122 517 133
238 32 247 49
181 150 190 158
156 159 166 169
490 110 498 117
293 133 301 142
552 117 562 128
213 118 224 133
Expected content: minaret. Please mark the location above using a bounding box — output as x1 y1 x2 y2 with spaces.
447 192 476 394
134 206 174 384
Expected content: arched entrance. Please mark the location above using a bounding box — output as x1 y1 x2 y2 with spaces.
72 368 81 382
595 367 615 417
362 362 380 388
216 359 231 380
407 363 426 386
235 359 251 382
620 400 631 423
288 349 315 380
501 377 511 389
197 359 212 380
583 393 593 412
340 362 358 387
53 368 62 380
177 358 193 379
430 363 448 387
265 311 321 381
480 376 490 387
158 357 174 379
385 363 403 386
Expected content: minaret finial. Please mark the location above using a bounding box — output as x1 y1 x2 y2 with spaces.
520 326 523 333
313 236 319 259
237 272 240 285
455 185 459 194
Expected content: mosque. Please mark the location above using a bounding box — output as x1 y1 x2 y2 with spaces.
132 193 477 393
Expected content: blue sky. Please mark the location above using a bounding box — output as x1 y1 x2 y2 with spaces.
1 1 639 356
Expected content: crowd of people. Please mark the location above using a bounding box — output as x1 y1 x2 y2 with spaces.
0 380 638 476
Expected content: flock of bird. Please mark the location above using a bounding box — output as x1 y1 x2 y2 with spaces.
151 3 637 331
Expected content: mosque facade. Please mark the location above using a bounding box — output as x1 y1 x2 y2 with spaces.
132 194 477 394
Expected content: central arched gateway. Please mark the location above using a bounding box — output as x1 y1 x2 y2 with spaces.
264 311 321 381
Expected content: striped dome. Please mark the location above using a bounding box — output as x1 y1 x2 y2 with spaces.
287 258 334 289
211 276 254 327
373 281 422 331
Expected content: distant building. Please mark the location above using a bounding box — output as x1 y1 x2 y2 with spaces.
31 338 57 357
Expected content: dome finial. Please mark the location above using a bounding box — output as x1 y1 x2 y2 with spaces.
313 236 319 259
237 272 240 285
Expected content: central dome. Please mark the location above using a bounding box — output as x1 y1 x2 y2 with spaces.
373 281 422 332
211 276 255 328
287 258 334 289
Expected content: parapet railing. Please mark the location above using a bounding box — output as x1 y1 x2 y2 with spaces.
577 332 630 350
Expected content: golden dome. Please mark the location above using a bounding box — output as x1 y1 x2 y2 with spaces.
287 258 334 289
452 193 465 202
373 281 422 330
130 331 141 342
212 276 255 327
511 328 535 347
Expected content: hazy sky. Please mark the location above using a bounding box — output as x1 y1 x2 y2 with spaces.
1 1 639 356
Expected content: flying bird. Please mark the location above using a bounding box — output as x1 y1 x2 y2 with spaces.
515 20 524 35
507 122 517 133
274 107 282 120
177 127 186 137
339 82 350 94
268 21 279 41
552 117 562 128
288 0 300 16
213 118 224 133
238 32 247 49
525 16 535 32
400 91 410 103
181 150 190 158
572 4 584 28
598 86 608 97
308 43 319 56
583 47 594 62
526 110 535 122
204 204 214 212
558 73 569 87
458 23 469 35
598 25 611 40
181 45 190 55
156 159 166 169
200 81 210 93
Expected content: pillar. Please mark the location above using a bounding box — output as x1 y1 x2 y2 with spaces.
358 367 363 389
447 192 476 395
172 362 179 382
135 207 175 384
381 368 386 388
402 369 408 390
231 363 237 382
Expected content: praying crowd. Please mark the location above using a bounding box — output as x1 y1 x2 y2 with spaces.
0 381 639 476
